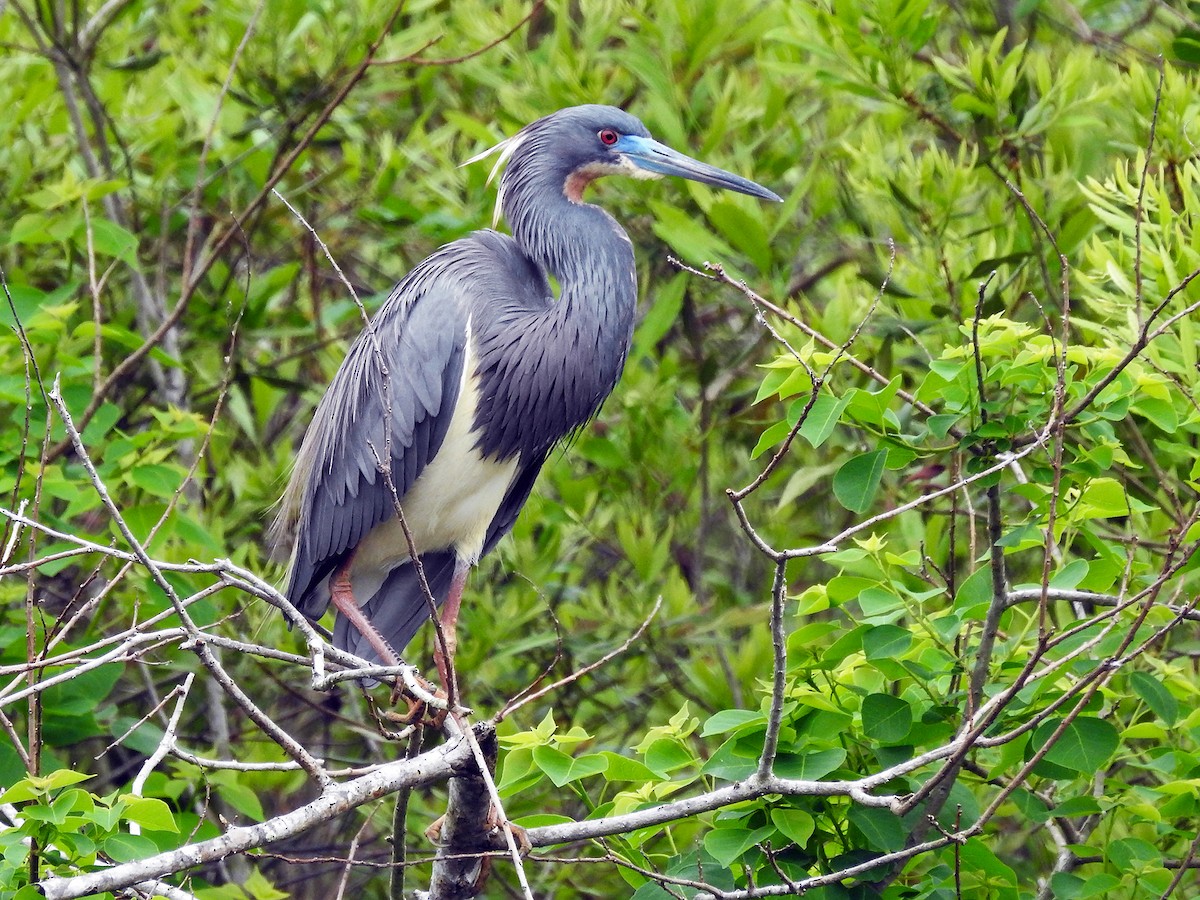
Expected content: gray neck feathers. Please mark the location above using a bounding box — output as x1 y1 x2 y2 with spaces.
471 152 638 461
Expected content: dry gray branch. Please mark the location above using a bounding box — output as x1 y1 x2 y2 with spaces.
38 733 480 900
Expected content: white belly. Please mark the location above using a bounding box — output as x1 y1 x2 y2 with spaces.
349 333 518 600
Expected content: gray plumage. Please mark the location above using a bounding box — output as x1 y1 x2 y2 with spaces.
275 105 779 665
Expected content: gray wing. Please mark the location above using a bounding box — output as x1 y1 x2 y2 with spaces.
279 230 559 661
280 248 469 620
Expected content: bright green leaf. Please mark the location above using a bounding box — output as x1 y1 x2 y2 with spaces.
833 449 887 513
861 693 913 743
770 807 815 848
701 709 766 737
121 796 180 833
1130 671 1178 726
798 392 852 448
774 748 846 780
703 824 773 868
862 625 911 659
532 746 608 787
1032 717 1119 774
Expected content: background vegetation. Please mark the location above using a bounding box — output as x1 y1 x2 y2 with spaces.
2 0 1200 897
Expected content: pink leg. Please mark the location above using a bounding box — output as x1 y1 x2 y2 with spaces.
329 552 400 667
434 560 471 697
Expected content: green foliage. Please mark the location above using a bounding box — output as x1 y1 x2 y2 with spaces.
3 0 1200 897
0 770 180 898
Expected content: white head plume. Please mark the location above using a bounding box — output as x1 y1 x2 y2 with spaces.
461 130 530 228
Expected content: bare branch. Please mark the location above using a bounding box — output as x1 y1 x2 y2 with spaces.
38 734 480 900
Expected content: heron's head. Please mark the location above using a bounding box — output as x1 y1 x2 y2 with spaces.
468 105 781 224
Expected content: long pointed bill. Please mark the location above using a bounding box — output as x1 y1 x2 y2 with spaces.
615 135 782 202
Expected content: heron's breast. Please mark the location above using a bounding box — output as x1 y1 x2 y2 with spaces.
352 335 518 579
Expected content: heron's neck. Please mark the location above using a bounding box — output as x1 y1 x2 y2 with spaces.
474 180 638 459
507 184 639 325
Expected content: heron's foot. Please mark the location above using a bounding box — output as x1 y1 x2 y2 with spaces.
389 697 449 729
384 674 449 728
488 808 532 857
424 813 446 844
424 807 531 857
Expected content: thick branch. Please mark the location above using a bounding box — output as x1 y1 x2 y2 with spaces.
511 773 901 850
429 729 499 899
38 732 479 900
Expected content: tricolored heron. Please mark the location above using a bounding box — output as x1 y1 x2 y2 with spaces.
276 105 779 685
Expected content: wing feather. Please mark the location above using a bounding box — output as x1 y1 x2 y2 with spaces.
278 252 470 619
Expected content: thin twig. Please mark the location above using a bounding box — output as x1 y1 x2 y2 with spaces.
129 674 195 834
497 597 662 721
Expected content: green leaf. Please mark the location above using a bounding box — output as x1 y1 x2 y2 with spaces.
129 463 185 498
857 587 904 616
960 838 1018 887
967 251 1032 278
862 625 911 658
928 413 961 439
848 805 904 852
211 774 265 822
1066 872 1121 899
1107 837 1160 870
9 213 55 245
39 769 95 790
774 748 846 780
101 832 160 862
1076 477 1132 519
928 358 967 381
643 739 694 777
242 869 289 900
701 709 766 737
833 449 887 513
751 419 792 459
1129 671 1178 726
87 218 140 266
80 401 122 444
650 201 739 265
121 796 179 833
1131 397 1177 432
954 566 994 617
703 824 773 868
43 663 122 721
755 364 795 404
1032 717 1119 773
597 752 658 783
496 748 541 795
845 379 900 429
700 737 759 782
1173 29 1200 64
798 391 851 449
770 807 815 848
1053 796 1103 817
1049 559 1089 590
861 693 913 743
633 273 687 358
0 769 93 803
707 199 772 271
531 746 609 787
1010 788 1052 823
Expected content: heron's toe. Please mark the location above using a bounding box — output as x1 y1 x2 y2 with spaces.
486 807 531 857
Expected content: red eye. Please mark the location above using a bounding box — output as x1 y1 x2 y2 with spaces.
598 129 619 146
